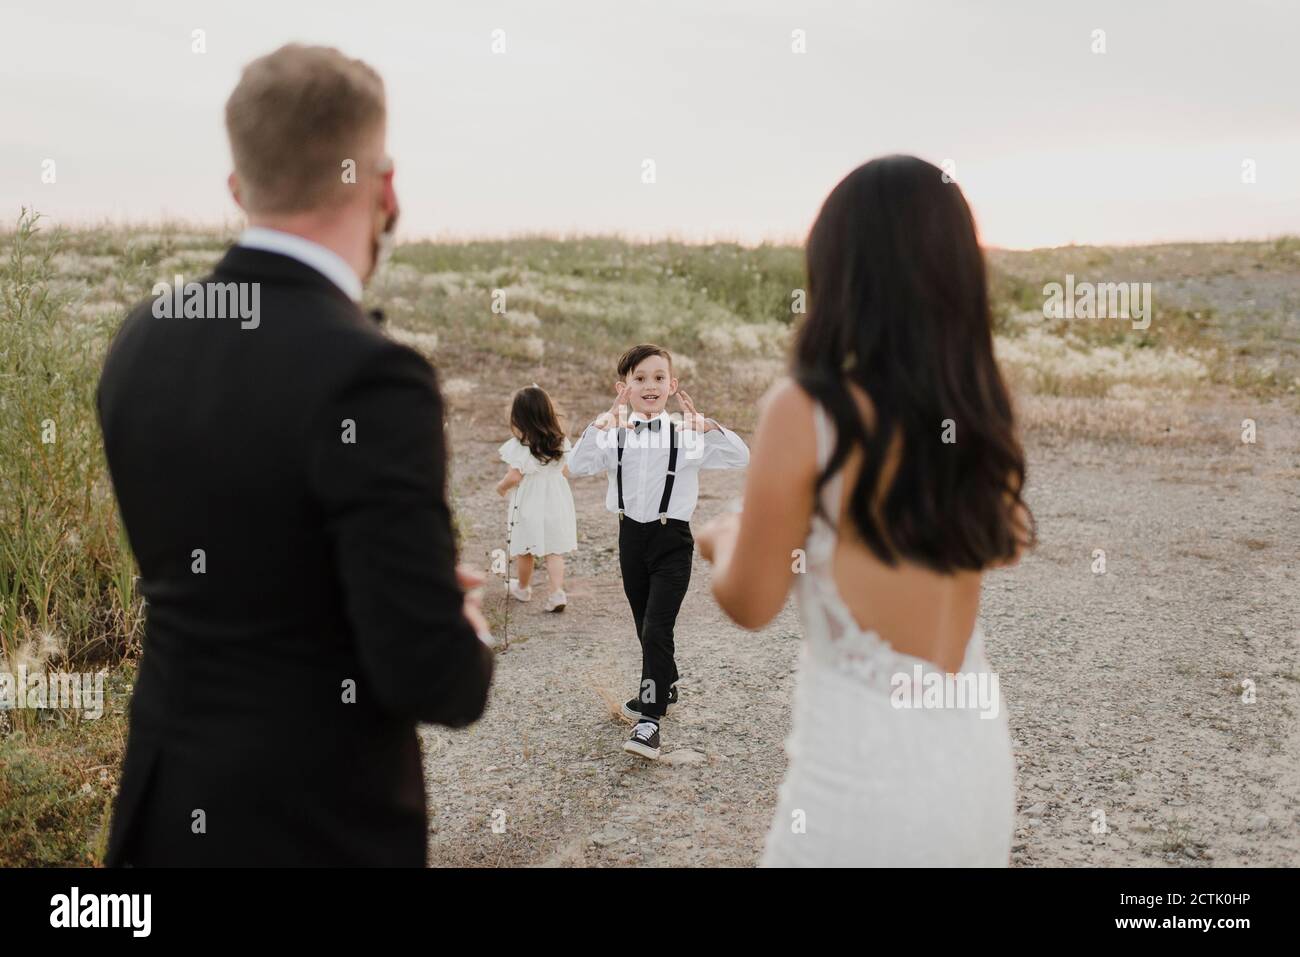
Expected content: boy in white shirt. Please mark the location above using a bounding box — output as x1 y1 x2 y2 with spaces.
569 344 750 759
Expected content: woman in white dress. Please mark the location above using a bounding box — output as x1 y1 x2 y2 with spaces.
697 155 1034 866
496 386 578 612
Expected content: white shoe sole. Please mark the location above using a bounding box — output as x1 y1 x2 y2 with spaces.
546 603 565 613
623 739 660 760
620 699 676 723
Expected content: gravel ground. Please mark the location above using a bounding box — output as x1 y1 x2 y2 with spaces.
423 386 1300 867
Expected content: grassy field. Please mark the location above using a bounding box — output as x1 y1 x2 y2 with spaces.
2 209 1296 865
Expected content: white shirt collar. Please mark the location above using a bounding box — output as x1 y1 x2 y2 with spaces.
628 410 670 425
237 227 364 302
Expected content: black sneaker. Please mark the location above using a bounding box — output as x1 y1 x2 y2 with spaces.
623 720 661 760
620 683 678 722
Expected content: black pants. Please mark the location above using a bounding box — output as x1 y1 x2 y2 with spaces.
618 516 692 719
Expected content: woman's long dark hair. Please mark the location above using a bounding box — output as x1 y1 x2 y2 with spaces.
794 155 1033 573
510 386 566 464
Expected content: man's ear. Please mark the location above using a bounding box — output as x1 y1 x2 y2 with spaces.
227 172 244 210
380 165 398 221
669 377 679 395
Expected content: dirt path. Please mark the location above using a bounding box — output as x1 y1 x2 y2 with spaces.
423 385 1300 867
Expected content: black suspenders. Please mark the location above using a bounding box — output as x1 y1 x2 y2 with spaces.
617 427 626 519
616 421 678 524
660 425 678 523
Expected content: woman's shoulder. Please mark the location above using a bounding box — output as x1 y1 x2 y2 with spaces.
749 378 822 475
759 377 819 428
775 375 875 429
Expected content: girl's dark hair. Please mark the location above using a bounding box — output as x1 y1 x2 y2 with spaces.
510 386 566 464
793 155 1033 573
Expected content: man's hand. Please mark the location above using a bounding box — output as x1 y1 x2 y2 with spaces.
677 389 717 432
594 381 630 430
456 564 492 641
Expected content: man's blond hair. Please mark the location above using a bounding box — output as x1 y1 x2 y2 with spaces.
225 44 386 215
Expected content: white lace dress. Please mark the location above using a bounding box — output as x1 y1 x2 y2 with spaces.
499 437 577 558
761 404 1016 867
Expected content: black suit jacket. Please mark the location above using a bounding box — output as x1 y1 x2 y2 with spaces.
97 246 492 866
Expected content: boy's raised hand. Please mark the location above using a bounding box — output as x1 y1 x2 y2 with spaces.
594 381 631 430
677 389 717 432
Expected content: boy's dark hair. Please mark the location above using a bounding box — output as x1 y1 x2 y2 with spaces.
617 343 673 379
510 386 567 464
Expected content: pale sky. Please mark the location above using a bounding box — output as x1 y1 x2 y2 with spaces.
2 0 1297 249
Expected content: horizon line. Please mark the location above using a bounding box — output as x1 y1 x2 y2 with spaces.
5 207 1298 255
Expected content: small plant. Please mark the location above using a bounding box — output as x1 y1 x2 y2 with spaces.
1 209 144 668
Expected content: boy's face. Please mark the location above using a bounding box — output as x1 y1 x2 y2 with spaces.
621 355 677 416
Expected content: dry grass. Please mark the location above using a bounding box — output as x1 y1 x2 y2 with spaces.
3 212 1295 864
589 680 625 722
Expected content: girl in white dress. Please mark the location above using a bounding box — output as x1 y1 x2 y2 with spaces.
496 385 578 613
697 155 1035 866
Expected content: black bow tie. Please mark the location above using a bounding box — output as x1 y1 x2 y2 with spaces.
633 418 662 432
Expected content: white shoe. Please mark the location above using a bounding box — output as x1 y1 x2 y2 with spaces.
544 590 567 613
508 578 532 602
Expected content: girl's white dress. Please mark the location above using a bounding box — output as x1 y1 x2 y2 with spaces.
761 402 1016 867
499 437 577 558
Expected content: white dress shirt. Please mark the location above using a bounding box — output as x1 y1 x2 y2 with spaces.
237 227 364 302
568 410 750 523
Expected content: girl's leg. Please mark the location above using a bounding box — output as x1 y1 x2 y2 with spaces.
516 553 535 588
544 553 565 594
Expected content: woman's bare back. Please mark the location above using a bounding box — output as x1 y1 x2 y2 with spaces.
827 384 983 673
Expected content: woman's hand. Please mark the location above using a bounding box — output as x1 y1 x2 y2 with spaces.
696 510 741 565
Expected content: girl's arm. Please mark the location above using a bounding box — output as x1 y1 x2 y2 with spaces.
697 380 818 629
496 468 523 497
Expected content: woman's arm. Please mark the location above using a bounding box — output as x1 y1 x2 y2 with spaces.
496 468 523 497
698 379 818 630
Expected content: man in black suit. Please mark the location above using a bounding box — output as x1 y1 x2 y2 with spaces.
97 44 493 866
